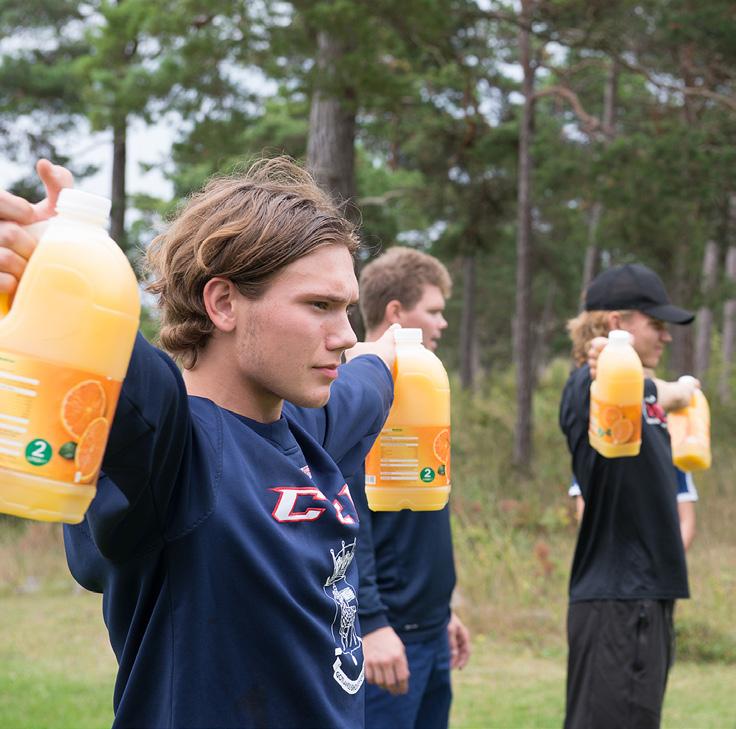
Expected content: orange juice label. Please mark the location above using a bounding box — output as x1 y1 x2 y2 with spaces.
0 350 120 484
365 425 450 487
589 396 641 446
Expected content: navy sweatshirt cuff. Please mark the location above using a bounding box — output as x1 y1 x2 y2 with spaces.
360 611 391 635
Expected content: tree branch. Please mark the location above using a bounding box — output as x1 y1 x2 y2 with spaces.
532 84 609 137
358 189 406 206
612 54 736 114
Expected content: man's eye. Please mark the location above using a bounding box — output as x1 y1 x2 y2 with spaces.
312 301 329 311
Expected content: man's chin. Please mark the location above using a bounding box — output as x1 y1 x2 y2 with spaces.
289 387 332 409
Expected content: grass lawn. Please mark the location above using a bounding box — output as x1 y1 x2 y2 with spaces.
451 640 736 729
0 591 116 729
1 589 735 729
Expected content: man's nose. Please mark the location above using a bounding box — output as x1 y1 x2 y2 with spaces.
329 313 358 351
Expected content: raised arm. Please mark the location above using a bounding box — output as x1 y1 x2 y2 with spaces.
82 334 206 561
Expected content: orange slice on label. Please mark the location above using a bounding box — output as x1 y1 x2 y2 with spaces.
61 380 106 439
611 418 634 444
601 405 623 428
75 417 109 484
432 428 450 463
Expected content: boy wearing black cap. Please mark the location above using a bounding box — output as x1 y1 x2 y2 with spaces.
559 263 695 729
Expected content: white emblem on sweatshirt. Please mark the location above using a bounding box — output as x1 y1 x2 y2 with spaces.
324 539 364 694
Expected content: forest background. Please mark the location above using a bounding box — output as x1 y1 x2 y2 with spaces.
1 1 736 727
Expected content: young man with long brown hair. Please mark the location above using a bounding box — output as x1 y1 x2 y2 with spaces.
0 158 396 729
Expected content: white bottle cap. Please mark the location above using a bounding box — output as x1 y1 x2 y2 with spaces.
393 327 423 344
608 329 632 345
56 188 111 226
678 375 697 386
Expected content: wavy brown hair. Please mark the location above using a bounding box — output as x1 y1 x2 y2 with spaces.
566 310 634 366
145 157 359 368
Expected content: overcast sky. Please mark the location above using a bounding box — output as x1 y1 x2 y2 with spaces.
0 116 176 200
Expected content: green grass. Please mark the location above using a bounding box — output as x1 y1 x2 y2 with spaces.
0 592 116 729
450 639 736 729
1 590 733 729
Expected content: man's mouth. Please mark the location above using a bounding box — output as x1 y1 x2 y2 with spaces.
315 364 340 379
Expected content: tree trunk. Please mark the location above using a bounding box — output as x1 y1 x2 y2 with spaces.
669 238 695 376
580 60 618 304
721 247 736 401
694 239 718 379
580 203 602 305
110 117 127 250
602 60 619 140
720 194 736 400
512 0 535 468
533 280 556 382
459 253 477 390
306 31 357 209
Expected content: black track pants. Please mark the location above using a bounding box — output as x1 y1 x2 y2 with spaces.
564 599 675 729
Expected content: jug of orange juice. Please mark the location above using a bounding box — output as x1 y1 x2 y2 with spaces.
365 328 451 511
589 329 644 458
668 376 711 471
0 189 140 523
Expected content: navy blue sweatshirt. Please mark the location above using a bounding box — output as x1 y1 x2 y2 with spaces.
351 466 456 642
63 334 393 729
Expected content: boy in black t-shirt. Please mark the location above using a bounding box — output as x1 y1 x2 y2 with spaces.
559 263 696 729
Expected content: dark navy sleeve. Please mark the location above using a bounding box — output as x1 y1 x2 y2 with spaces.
286 354 393 482
81 333 203 561
351 465 390 635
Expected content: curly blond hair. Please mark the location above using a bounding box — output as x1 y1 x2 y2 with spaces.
566 310 635 366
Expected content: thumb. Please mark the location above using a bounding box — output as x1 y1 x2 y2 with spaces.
32 159 74 221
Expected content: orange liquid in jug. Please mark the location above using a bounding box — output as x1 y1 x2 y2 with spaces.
668 379 711 471
589 330 644 458
365 328 451 511
0 190 140 523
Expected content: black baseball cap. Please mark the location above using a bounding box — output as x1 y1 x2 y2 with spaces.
585 263 694 325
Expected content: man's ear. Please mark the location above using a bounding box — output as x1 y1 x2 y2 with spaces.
608 311 622 331
384 299 403 325
203 278 241 332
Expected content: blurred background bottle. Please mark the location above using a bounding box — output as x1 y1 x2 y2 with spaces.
669 375 711 471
